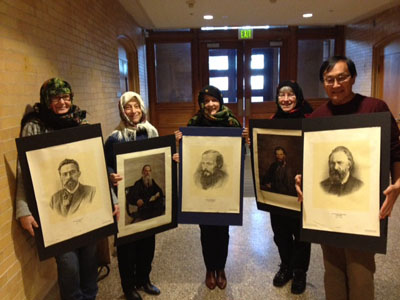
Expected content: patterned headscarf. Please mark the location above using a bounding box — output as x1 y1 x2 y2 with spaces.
118 91 146 126
40 78 73 108
111 91 158 141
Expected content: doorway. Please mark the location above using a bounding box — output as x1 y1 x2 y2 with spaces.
373 34 400 125
200 40 286 127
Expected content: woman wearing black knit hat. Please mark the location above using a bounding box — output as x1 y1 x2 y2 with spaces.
268 80 312 295
175 85 247 290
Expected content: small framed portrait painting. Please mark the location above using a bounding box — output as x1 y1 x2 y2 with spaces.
250 119 303 217
113 135 178 246
301 112 391 254
16 124 117 261
179 127 244 226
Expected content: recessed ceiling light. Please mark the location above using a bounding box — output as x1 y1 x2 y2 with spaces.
303 13 313 18
203 15 213 20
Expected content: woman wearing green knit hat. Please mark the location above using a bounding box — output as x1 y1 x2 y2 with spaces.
16 78 116 300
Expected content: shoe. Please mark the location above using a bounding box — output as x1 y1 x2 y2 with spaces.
291 270 307 294
273 264 292 287
140 282 161 295
205 270 217 290
125 289 142 300
216 269 227 289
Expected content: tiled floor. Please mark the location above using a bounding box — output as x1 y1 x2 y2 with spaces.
46 151 400 300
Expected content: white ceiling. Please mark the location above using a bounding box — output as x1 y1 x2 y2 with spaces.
119 0 400 29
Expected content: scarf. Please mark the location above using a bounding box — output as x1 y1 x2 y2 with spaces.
188 105 242 128
111 120 159 142
20 102 87 134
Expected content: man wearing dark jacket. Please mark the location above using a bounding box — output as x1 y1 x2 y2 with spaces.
126 164 164 221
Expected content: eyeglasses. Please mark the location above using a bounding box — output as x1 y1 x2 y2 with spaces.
51 94 71 103
323 74 351 86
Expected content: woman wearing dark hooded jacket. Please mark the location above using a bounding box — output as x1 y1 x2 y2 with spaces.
268 80 312 295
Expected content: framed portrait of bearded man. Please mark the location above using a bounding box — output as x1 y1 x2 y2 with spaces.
249 118 303 217
301 112 391 254
113 135 178 246
178 127 245 226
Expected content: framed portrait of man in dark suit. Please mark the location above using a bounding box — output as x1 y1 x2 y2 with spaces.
249 118 303 217
16 124 117 260
113 135 178 246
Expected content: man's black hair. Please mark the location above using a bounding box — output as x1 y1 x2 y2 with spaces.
319 55 357 82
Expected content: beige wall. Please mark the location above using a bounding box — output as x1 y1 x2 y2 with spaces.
0 0 145 299
345 5 400 96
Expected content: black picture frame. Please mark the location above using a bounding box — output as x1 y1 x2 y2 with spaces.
301 112 391 254
249 119 303 217
178 127 244 226
16 124 117 261
113 135 178 247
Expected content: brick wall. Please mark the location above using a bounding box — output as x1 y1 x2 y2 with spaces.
0 0 146 299
345 5 400 96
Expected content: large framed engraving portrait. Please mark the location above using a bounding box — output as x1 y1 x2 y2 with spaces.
301 112 391 253
250 119 302 217
16 124 117 261
114 135 177 246
179 127 244 226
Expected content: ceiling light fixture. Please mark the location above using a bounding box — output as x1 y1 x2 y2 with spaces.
203 15 213 20
303 13 313 18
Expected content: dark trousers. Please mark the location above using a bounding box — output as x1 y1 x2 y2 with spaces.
200 225 229 271
270 213 311 272
117 234 155 294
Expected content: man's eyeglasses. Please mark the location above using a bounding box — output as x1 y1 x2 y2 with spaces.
51 94 71 103
323 74 351 86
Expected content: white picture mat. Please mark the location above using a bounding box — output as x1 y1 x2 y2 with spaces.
303 127 381 236
26 137 114 247
252 128 302 211
181 135 242 213
116 147 172 238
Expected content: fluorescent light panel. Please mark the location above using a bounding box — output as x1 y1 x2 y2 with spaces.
201 25 270 31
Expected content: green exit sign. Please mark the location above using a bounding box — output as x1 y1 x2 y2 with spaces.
238 29 253 40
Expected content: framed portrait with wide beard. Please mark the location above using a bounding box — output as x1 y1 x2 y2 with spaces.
301 112 391 254
178 127 244 226
113 135 178 246
16 124 117 261
249 119 303 217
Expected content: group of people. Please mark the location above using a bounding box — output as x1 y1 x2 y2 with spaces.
15 55 400 300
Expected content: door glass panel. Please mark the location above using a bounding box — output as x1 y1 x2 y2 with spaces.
297 39 335 98
208 49 238 103
209 77 229 90
155 43 192 103
251 54 264 69
250 48 280 102
209 56 229 70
